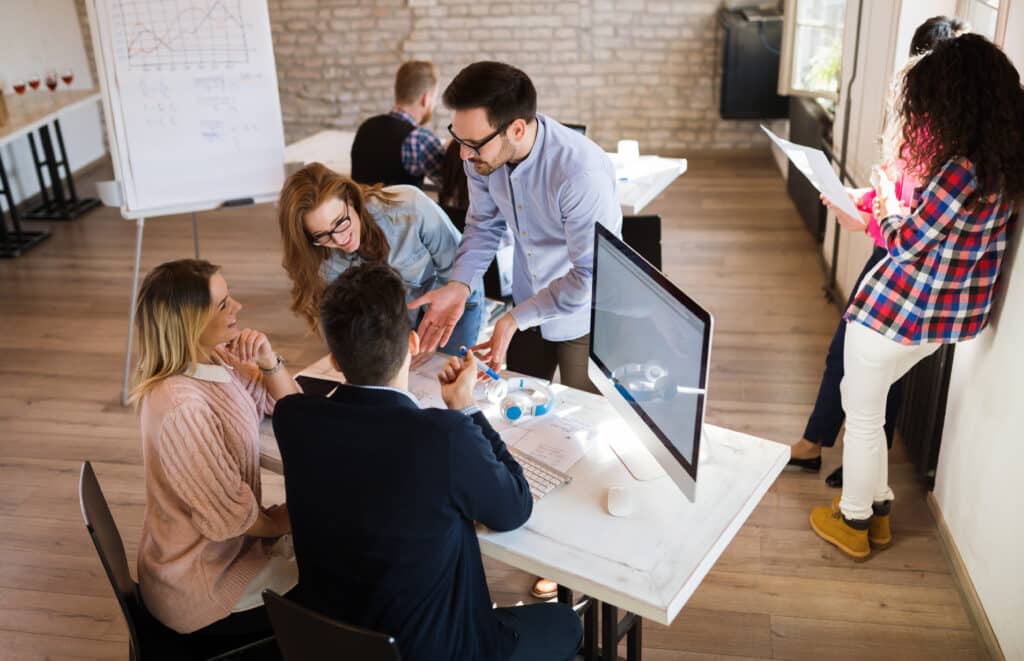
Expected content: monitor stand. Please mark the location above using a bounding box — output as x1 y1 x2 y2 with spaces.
609 435 666 481
611 424 722 480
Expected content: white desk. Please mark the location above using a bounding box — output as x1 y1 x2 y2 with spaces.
0 90 102 256
283 129 353 179
283 129 686 214
260 357 787 658
613 155 688 215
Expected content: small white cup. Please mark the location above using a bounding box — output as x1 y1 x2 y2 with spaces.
95 179 124 207
617 139 640 163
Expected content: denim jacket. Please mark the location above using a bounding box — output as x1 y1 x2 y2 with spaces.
322 185 479 321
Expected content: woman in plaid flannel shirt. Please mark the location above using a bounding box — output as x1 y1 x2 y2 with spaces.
787 16 966 487
814 34 1024 560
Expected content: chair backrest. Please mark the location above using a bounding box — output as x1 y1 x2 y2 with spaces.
622 214 663 270
263 590 402 661
79 461 145 649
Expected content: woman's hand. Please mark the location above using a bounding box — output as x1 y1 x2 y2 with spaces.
223 329 276 370
820 193 871 232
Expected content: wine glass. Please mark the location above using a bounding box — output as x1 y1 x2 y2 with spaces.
27 73 40 90
12 79 27 95
61 69 74 87
45 70 58 92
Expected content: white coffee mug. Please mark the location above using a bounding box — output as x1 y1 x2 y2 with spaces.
617 139 640 163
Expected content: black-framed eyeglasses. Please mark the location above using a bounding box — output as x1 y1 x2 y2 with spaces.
448 121 512 157
309 206 351 247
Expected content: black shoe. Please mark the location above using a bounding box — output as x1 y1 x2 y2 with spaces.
786 455 821 472
826 465 843 488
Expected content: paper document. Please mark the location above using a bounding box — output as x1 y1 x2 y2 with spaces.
299 353 588 473
761 125 863 221
408 356 586 473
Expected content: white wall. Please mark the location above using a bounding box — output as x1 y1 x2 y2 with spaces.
935 3 1024 658
0 0 106 210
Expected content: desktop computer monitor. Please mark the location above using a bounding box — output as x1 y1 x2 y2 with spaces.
588 223 713 502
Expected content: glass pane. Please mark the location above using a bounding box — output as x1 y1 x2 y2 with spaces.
797 0 847 26
965 0 999 40
792 24 844 94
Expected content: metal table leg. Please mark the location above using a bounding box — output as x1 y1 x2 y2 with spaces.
22 119 101 221
0 151 49 258
121 217 146 406
600 602 643 661
559 585 598 661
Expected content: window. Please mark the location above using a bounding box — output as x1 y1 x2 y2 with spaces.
958 0 1001 40
778 0 847 101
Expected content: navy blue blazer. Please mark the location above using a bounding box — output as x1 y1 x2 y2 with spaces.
272 383 532 661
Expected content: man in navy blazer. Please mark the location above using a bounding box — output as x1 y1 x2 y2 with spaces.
272 263 581 661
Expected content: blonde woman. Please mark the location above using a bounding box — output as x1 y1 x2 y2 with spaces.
131 259 299 654
278 162 484 354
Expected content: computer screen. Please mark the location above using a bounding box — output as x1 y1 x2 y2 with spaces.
589 223 712 482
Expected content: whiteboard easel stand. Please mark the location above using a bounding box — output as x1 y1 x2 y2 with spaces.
97 181 272 406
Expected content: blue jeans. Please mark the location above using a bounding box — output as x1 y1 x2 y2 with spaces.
436 286 485 356
494 602 582 661
804 246 903 448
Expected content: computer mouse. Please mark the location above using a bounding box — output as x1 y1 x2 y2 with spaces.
605 486 634 517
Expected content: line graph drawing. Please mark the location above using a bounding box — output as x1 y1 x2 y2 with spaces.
116 0 249 69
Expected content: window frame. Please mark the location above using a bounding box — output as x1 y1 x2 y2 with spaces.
777 0 847 101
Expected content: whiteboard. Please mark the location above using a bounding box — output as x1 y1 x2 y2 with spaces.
85 0 285 218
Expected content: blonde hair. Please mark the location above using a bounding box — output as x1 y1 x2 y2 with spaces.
129 259 220 405
395 60 438 105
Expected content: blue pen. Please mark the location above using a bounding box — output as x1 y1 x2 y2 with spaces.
457 347 502 381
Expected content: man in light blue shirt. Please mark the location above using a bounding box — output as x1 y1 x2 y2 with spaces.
410 61 622 393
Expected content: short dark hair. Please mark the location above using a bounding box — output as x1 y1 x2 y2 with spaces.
910 16 965 56
319 263 411 385
442 61 536 129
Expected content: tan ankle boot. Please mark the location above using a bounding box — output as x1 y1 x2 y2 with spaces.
831 497 891 548
812 501 870 560
869 501 892 548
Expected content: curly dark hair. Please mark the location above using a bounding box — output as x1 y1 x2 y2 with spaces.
898 33 1024 200
909 16 965 56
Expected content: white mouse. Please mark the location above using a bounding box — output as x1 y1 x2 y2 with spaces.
605 486 634 517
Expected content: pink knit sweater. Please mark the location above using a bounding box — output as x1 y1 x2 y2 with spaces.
137 359 275 633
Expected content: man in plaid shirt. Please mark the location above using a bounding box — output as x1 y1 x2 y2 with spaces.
351 61 446 188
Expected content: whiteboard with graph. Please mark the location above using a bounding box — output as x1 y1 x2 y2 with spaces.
85 0 285 218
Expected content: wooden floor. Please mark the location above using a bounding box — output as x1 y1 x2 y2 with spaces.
0 151 986 660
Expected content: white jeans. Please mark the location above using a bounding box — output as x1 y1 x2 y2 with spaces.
839 322 941 520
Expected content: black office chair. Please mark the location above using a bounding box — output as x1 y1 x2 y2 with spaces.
561 122 587 135
262 590 402 661
621 215 663 270
78 461 276 661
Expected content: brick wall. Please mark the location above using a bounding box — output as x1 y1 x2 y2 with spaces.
269 0 768 153
72 0 769 153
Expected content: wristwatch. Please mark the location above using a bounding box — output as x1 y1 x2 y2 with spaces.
259 354 285 375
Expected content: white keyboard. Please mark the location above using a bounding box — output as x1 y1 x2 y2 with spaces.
511 448 572 501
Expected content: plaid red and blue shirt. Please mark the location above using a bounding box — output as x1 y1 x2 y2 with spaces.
845 157 1016 345
391 109 444 183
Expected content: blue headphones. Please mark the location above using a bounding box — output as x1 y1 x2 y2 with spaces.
487 377 555 422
